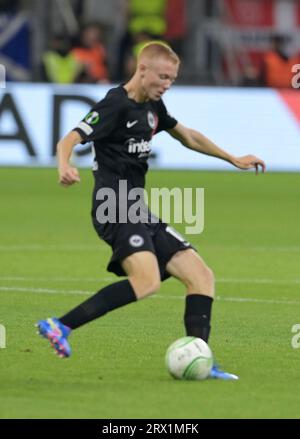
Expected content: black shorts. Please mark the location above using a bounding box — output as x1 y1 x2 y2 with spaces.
92 203 194 281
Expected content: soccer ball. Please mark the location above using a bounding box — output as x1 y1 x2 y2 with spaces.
165 336 213 380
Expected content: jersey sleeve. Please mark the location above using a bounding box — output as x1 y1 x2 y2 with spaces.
155 99 178 133
73 89 123 143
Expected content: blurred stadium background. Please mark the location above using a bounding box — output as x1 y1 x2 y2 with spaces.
1 0 300 420
0 0 300 169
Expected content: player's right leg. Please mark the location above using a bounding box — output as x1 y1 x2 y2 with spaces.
36 251 160 357
36 318 72 358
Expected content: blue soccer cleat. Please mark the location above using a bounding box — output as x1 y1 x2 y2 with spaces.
36 318 71 358
209 363 239 380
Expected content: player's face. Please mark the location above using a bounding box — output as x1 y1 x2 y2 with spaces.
141 58 178 101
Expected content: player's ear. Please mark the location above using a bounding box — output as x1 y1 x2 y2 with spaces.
139 63 147 78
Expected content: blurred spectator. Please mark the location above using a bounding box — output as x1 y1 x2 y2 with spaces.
0 0 30 81
165 0 187 56
71 23 110 83
0 0 20 13
261 34 300 88
116 0 167 80
128 0 167 37
42 35 82 84
239 63 262 87
123 31 153 79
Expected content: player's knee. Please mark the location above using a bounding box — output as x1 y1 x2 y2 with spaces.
146 277 161 295
185 264 215 297
143 274 161 296
204 266 215 296
205 265 215 285
130 274 161 299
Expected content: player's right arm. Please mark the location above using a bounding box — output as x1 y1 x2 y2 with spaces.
57 87 124 187
57 130 82 187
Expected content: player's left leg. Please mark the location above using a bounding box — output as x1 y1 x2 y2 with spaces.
166 248 214 343
165 248 238 380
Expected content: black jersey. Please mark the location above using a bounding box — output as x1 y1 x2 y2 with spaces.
73 85 177 188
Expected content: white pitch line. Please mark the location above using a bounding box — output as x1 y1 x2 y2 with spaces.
0 286 94 296
151 295 300 305
0 244 300 252
0 285 299 306
213 296 300 305
0 276 113 283
218 278 300 285
0 244 105 252
0 275 300 285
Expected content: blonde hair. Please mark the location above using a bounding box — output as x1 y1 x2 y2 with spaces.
137 41 180 65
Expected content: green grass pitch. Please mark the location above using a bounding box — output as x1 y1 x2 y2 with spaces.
0 168 300 419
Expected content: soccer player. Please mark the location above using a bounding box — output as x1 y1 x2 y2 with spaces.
37 42 265 379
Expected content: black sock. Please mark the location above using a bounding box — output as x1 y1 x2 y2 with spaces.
59 280 137 330
184 294 213 343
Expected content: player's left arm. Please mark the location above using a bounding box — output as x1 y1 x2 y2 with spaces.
168 122 266 174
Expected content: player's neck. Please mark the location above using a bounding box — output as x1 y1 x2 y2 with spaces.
123 78 149 103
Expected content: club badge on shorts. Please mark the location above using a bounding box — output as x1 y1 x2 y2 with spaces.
129 235 144 247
